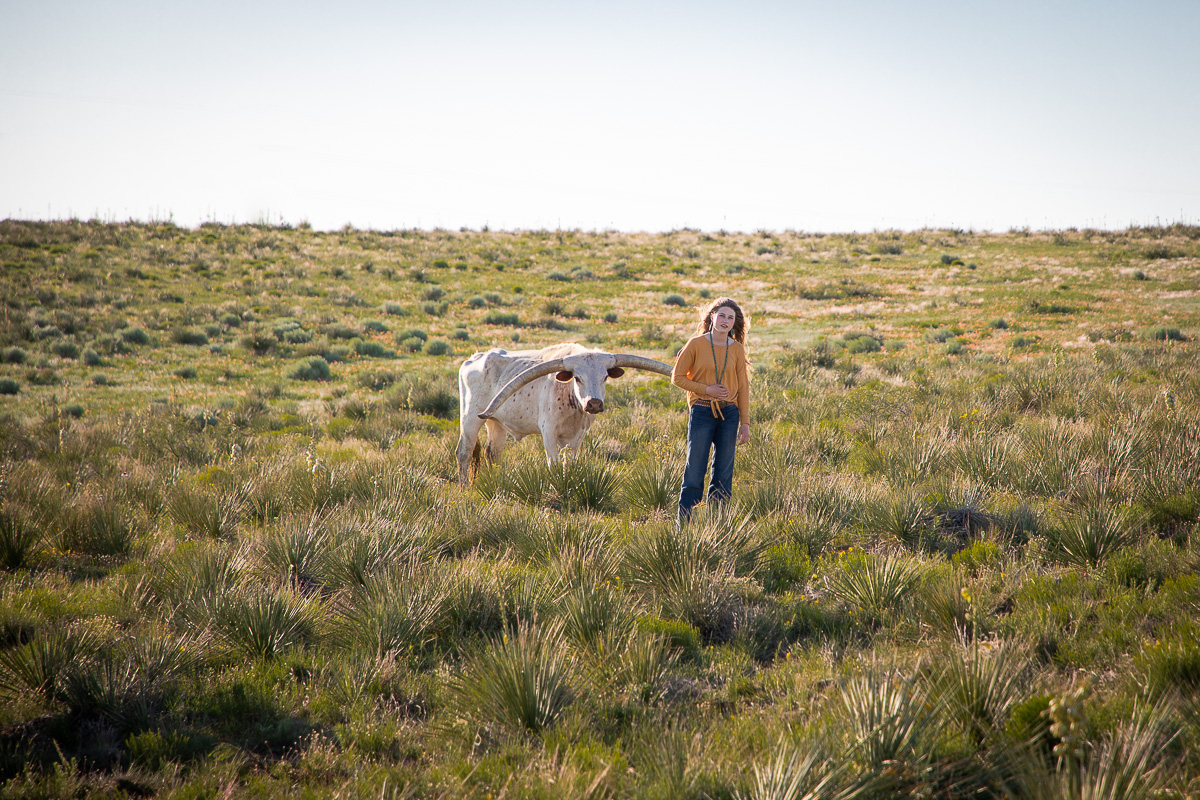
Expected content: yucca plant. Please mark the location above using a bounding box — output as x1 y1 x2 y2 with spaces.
739 476 801 520
836 670 936 769
323 652 400 708
472 447 553 506
1005 704 1175 800
336 567 451 661
634 728 704 800
745 744 887 800
950 435 1017 489
549 451 618 513
548 536 622 589
453 621 574 736
559 581 634 652
822 549 922 618
260 514 331 589
0 626 97 702
932 639 1030 745
623 514 761 632
214 584 317 659
62 649 154 731
504 512 606 567
618 632 679 703
1047 501 1144 568
623 456 681 514
128 631 201 684
58 495 138 557
167 486 240 539
149 542 248 627
0 507 38 569
325 515 432 590
861 490 933 551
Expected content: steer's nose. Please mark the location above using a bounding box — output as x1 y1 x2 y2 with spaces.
584 398 604 414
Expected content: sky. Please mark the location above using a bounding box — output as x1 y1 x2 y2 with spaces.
2 0 1198 233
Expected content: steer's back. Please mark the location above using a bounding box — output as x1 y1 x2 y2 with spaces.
458 344 591 430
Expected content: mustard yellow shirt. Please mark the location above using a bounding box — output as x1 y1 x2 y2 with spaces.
671 334 750 422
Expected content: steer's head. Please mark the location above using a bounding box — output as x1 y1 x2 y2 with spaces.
555 353 624 414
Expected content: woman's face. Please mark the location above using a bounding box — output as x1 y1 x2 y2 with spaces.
710 306 737 337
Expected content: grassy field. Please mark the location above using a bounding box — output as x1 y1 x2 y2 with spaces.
0 218 1198 798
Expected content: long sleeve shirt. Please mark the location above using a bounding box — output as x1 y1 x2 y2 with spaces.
671 334 750 422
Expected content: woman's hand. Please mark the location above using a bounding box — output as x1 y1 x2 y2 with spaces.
737 424 751 446
705 384 729 399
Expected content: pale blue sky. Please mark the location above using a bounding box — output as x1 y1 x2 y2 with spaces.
2 0 1197 232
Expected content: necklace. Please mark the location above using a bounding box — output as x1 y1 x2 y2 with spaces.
708 332 730 387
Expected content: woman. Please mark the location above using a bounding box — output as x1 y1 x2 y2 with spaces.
671 297 751 525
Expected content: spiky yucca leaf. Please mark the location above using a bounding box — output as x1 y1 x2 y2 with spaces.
549 452 619 512
260 514 331 588
167 487 240 539
837 670 936 769
623 456 680 514
0 627 97 702
0 507 38 570
933 639 1030 745
861 490 932 550
214 585 316 659
453 621 574 735
1005 704 1175 800
560 581 633 652
336 567 451 660
1048 502 1144 568
823 549 922 617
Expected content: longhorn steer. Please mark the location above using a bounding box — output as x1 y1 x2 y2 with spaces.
456 343 673 485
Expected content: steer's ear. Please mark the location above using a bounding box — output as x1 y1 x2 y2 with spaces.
555 370 574 382
606 367 625 379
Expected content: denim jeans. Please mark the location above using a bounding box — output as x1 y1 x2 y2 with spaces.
678 403 739 524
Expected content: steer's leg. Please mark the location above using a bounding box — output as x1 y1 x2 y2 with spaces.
457 416 485 486
540 421 564 467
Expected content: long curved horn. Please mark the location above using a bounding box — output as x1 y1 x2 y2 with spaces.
611 354 674 376
477 359 565 419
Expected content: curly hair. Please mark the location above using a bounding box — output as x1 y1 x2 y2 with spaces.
696 297 748 344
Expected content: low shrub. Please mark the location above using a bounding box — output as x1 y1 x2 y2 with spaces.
352 338 395 358
51 341 80 359
172 328 209 346
0 378 20 395
424 339 452 356
289 356 332 381
119 327 150 345
381 301 409 316
484 311 520 326
1 346 28 364
1141 326 1185 342
662 293 687 306
357 370 396 390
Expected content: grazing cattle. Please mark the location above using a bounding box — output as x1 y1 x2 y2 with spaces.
456 343 673 485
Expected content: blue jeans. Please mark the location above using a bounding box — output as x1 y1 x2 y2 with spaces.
678 403 739 524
